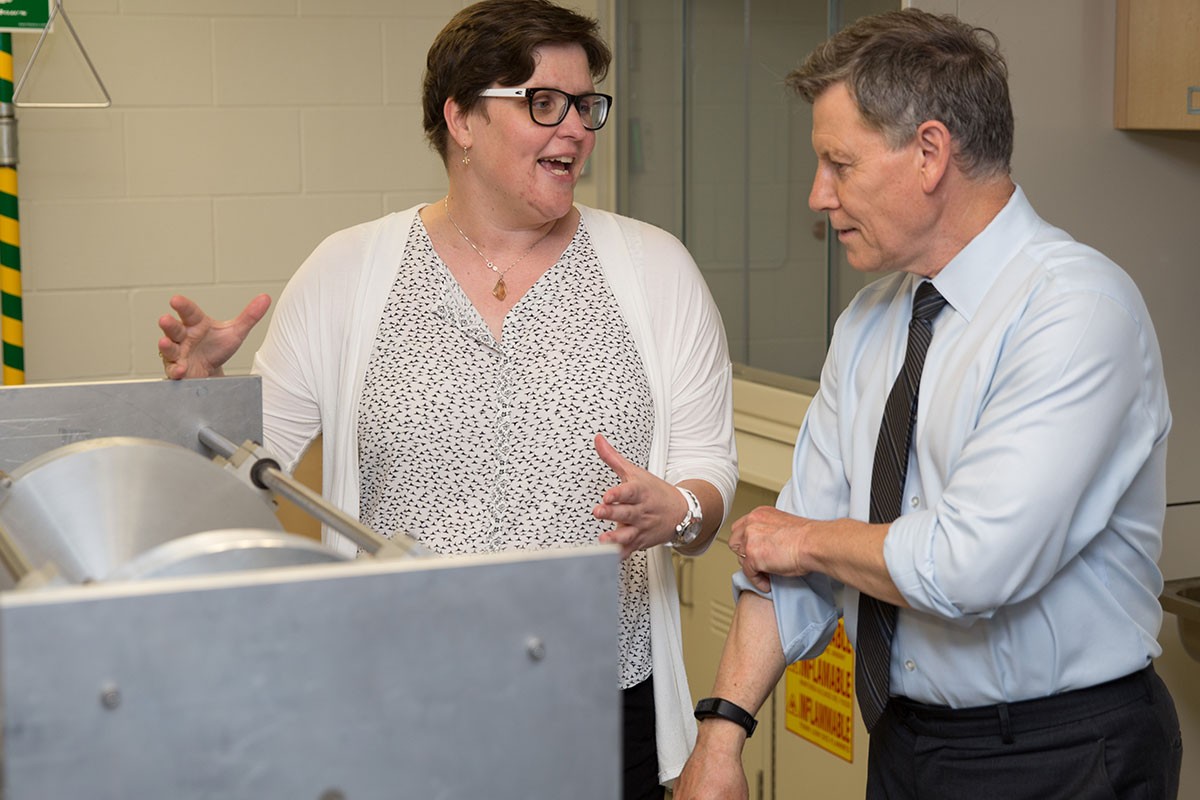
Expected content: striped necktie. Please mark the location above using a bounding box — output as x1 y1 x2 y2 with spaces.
856 281 948 732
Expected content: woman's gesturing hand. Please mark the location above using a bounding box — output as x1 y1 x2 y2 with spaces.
157 293 271 380
591 433 689 559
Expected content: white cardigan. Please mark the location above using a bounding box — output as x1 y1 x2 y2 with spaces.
252 204 738 785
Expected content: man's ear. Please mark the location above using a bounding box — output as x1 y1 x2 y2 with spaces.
915 120 953 193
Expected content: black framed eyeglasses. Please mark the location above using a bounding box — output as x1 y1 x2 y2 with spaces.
478 87 613 131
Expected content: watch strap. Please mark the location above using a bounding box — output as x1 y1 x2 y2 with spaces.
669 486 703 547
694 697 757 737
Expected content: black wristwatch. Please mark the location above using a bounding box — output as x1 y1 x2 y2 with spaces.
694 697 757 737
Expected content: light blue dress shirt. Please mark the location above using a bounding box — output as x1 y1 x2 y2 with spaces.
739 186 1171 707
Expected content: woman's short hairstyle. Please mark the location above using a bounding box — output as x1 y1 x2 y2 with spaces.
422 0 612 162
787 8 1013 179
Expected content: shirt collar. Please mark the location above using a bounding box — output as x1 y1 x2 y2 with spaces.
927 184 1041 323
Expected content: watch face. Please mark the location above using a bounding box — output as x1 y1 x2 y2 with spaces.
676 520 700 544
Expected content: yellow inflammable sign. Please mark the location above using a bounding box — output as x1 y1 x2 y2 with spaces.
785 619 855 762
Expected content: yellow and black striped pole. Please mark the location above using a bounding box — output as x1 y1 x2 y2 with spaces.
0 32 23 385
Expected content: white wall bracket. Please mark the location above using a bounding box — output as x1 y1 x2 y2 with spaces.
13 0 111 109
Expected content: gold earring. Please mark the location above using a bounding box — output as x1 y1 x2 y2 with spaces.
461 146 471 166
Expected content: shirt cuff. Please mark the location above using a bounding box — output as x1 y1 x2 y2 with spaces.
885 510 975 621
730 571 840 664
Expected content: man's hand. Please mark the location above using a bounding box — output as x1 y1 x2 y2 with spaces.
673 720 750 800
731 507 904 606
728 505 812 592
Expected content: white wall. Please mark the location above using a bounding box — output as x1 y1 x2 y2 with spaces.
8 0 610 384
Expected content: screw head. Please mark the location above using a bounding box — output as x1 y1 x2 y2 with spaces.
100 685 121 710
526 637 546 661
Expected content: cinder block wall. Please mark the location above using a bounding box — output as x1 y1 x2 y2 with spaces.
10 0 610 384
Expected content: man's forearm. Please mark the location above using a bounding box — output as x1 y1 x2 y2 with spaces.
732 507 906 606
697 591 786 742
803 517 906 606
675 586 789 799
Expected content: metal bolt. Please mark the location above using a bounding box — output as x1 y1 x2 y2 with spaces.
100 685 121 710
526 637 546 661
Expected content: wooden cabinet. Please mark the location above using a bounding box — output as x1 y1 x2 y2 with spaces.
1115 0 1200 130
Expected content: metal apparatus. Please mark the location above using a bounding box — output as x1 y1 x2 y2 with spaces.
0 377 619 799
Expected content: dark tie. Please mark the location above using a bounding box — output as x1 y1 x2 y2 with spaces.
856 281 948 732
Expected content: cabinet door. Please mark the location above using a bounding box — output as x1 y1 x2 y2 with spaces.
771 657 869 798
675 482 777 799
676 479 871 800
1115 0 1200 130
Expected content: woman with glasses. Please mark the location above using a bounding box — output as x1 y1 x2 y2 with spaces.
156 2 735 796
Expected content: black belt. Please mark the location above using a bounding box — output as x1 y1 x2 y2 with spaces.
889 665 1155 744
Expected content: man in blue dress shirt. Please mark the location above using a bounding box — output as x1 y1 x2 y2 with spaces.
676 8 1181 800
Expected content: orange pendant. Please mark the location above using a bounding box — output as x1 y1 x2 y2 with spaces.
492 278 507 300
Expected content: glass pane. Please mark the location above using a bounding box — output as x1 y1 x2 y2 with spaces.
685 0 755 366
615 0 685 237
742 0 830 376
616 0 897 381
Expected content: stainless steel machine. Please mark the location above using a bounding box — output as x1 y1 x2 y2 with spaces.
0 377 619 799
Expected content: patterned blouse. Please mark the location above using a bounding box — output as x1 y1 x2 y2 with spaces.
358 215 656 688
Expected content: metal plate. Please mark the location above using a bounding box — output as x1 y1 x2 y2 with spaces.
107 529 348 581
0 546 621 800
0 437 283 585
0 376 263 472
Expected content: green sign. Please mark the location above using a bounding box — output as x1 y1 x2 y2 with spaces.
0 0 51 32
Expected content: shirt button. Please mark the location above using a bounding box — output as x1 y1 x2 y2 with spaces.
909 496 920 508
904 659 916 672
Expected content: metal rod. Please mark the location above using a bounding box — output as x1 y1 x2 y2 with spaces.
198 426 424 559
197 426 238 459
256 468 423 558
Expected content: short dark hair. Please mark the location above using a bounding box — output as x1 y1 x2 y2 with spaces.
422 0 612 163
787 8 1013 179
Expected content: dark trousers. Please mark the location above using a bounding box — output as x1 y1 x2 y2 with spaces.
623 674 664 800
866 665 1182 799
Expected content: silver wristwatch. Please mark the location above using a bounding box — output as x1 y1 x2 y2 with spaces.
668 486 703 548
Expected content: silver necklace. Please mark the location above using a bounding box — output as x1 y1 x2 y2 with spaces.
443 196 554 300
